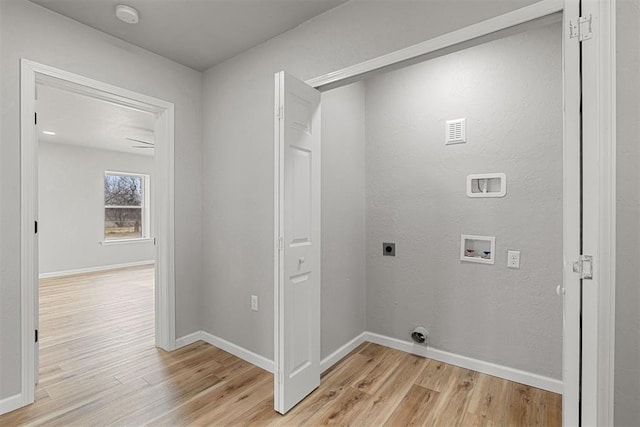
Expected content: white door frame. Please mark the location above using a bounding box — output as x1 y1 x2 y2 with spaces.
580 0 617 425
19 59 176 407
289 0 616 424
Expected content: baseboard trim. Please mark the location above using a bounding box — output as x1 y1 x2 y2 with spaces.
174 330 561 394
39 260 155 279
364 332 563 394
320 332 367 373
200 331 275 374
175 331 202 349
0 393 24 416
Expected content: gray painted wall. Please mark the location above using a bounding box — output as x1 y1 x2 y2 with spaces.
321 82 366 358
38 143 154 274
364 23 563 379
0 0 202 399
615 0 640 424
201 0 541 361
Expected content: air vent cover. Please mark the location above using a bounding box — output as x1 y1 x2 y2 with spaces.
445 118 466 145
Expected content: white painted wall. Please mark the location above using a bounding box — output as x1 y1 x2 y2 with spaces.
615 0 640 424
201 0 543 360
38 142 154 275
364 23 563 380
0 0 202 399
321 82 366 358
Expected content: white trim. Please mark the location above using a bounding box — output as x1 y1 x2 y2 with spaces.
38 260 155 279
306 0 563 91
100 238 154 246
200 331 275 373
154 99 176 352
364 332 563 394
20 58 38 410
0 394 24 415
320 333 367 373
273 71 285 412
178 330 561 396
560 1 582 425
175 331 203 349
19 59 176 412
580 0 617 425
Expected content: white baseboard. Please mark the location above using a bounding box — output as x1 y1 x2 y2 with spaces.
175 331 203 349
364 332 563 394
0 393 24 416
200 331 275 374
173 330 561 394
320 332 367 373
175 330 274 373
39 260 155 279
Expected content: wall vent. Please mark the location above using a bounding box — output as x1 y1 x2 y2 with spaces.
445 118 466 145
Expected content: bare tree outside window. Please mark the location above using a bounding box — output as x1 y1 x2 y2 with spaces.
104 173 148 240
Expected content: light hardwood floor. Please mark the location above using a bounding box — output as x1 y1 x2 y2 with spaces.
0 266 561 426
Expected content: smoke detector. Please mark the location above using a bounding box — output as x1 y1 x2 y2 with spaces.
116 5 139 24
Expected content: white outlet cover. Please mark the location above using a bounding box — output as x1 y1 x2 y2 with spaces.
507 250 520 269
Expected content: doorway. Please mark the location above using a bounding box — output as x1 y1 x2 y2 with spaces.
274 2 584 424
36 81 157 385
19 60 176 407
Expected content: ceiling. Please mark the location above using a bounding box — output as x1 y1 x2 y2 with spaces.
29 0 349 71
37 84 156 156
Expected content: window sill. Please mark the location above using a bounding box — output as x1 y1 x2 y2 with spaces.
100 238 154 246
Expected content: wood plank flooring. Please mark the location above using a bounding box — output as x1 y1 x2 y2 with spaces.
0 266 561 426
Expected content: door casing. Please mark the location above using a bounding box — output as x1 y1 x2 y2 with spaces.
19 59 177 408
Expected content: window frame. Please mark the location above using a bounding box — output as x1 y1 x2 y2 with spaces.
102 170 151 244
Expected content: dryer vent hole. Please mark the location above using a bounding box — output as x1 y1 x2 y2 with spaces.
411 327 428 344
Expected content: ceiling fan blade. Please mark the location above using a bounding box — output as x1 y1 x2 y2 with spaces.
126 137 155 146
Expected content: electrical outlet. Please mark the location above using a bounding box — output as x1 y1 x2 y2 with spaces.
507 250 520 269
251 295 258 311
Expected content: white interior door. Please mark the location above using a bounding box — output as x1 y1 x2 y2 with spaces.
564 1 615 424
561 1 582 425
273 71 321 414
579 0 616 424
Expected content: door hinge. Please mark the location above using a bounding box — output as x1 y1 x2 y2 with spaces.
276 104 283 121
569 14 593 42
34 112 37 125
573 255 593 280
35 329 38 343
277 370 283 384
276 237 284 251
34 220 38 234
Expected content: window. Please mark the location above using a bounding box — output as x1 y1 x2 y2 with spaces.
104 171 150 241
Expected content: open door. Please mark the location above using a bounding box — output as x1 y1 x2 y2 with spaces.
273 71 321 414
564 1 615 424
561 1 582 425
